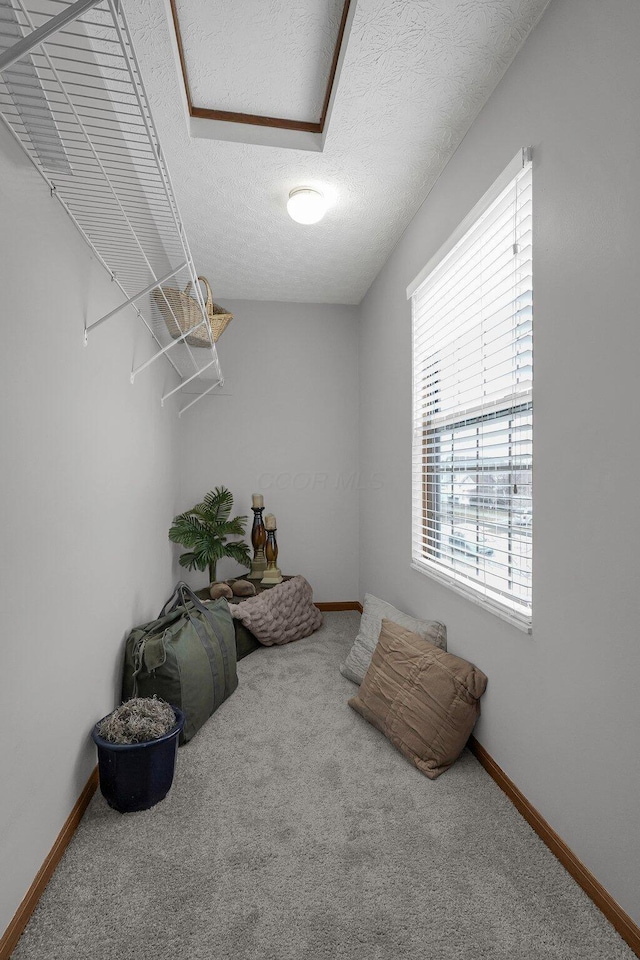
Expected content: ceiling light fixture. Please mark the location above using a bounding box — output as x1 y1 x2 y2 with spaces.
287 187 327 225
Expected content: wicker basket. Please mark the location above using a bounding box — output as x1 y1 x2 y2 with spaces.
152 276 232 347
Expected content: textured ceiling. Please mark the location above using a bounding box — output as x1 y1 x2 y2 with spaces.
176 0 344 120
125 0 550 304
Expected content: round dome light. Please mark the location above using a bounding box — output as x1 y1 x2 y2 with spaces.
287 187 326 225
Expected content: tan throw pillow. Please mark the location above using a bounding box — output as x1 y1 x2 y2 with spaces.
348 619 487 779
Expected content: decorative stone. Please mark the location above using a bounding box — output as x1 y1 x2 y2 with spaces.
230 579 256 597
210 582 233 600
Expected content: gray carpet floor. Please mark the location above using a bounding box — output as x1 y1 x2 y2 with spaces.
13 612 634 960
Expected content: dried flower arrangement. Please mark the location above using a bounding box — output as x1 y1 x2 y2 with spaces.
97 697 176 745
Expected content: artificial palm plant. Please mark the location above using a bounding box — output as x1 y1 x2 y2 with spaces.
168 486 251 583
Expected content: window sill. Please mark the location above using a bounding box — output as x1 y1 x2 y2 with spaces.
410 560 532 635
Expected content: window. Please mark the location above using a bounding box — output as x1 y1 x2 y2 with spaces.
409 150 533 630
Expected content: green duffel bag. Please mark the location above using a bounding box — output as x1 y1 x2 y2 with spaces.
122 582 238 743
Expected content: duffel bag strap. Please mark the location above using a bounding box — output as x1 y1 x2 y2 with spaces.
177 581 212 618
158 583 182 618
178 586 234 700
158 581 211 619
130 636 147 698
188 598 234 701
158 581 233 698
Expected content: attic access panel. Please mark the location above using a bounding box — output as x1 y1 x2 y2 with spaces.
168 0 357 150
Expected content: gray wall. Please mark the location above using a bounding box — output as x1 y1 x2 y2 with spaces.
0 163 359 933
3 0 638 939
358 0 640 923
176 300 360 602
0 128 184 934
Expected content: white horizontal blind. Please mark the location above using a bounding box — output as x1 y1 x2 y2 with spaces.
411 156 533 629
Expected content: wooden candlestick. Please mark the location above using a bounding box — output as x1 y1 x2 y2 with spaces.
248 505 267 580
261 522 283 585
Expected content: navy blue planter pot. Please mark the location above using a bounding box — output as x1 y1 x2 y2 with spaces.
92 706 184 813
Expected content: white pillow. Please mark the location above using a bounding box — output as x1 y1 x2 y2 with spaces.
340 593 446 685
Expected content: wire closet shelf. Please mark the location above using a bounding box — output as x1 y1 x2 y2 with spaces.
0 0 223 415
